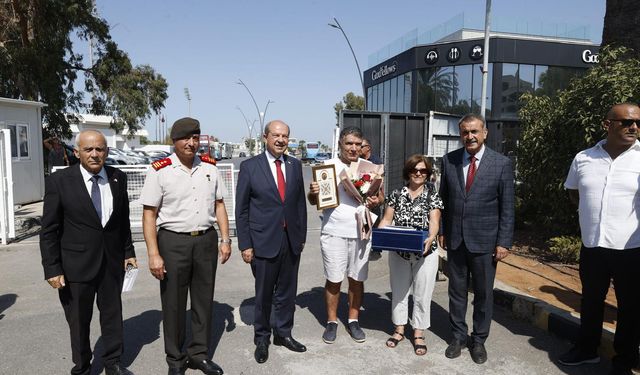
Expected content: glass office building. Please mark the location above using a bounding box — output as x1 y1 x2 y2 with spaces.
363 28 599 154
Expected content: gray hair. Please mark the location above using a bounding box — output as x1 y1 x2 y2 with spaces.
339 126 363 142
74 130 107 149
458 114 486 128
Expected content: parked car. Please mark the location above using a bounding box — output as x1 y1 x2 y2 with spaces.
105 157 118 166
314 152 331 163
238 151 247 158
108 149 129 165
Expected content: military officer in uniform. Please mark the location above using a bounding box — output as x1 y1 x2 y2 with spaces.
140 117 232 375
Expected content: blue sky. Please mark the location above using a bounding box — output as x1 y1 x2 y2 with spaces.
93 0 605 145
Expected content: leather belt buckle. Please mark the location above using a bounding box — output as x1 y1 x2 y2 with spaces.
190 230 200 236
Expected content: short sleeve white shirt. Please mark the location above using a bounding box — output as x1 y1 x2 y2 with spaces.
320 157 362 238
140 153 226 232
564 139 640 250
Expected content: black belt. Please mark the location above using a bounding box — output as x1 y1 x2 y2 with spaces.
160 227 214 237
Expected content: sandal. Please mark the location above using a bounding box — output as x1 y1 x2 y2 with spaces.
413 336 427 356
385 331 405 348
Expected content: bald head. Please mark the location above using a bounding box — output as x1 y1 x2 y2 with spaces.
75 130 108 174
264 120 290 137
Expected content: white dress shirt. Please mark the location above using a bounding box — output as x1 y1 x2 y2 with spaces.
565 139 640 250
462 144 486 182
265 151 286 185
79 165 113 227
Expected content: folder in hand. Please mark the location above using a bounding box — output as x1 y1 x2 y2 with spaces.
122 265 139 293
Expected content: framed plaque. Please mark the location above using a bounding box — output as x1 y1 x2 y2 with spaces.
312 164 340 210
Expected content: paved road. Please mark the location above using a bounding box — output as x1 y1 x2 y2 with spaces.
0 162 611 375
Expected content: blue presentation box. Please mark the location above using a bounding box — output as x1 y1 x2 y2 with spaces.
371 227 428 253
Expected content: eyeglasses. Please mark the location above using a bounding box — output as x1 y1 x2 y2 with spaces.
609 119 640 127
411 168 429 175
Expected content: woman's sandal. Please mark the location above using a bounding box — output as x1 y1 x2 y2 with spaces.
385 331 405 348
413 336 427 356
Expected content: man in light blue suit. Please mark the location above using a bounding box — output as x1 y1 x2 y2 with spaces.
438 114 515 365
235 120 308 364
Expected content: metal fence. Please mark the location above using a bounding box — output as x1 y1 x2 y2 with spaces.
52 163 237 238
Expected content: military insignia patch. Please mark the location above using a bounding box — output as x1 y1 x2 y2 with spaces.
151 158 172 171
200 155 217 165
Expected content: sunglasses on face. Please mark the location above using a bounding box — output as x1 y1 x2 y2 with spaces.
411 168 429 175
609 119 640 127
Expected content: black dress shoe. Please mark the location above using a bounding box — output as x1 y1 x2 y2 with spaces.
273 335 307 353
469 342 488 364
167 367 185 375
445 339 466 359
255 342 269 364
187 358 223 375
104 363 133 375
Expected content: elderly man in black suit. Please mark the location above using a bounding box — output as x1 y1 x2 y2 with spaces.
40 130 136 375
438 114 515 364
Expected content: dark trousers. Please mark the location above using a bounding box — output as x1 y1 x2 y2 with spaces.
59 262 124 375
447 242 496 344
251 230 300 344
578 246 640 370
158 229 218 368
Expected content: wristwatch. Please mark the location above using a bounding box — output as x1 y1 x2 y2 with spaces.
220 238 232 244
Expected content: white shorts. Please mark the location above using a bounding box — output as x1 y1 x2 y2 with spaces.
320 233 371 283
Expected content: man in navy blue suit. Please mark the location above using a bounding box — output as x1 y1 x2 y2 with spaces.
438 114 515 365
235 120 308 364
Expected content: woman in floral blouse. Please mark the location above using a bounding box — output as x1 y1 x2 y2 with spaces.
379 154 444 356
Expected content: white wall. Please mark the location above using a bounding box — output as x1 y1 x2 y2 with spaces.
0 99 45 204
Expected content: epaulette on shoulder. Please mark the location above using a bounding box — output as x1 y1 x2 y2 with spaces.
200 154 217 165
151 158 172 171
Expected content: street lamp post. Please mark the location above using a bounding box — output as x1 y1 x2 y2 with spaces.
237 106 257 155
183 87 192 116
236 79 274 153
328 17 366 110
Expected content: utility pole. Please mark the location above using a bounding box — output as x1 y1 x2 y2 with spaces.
184 87 192 117
480 0 492 118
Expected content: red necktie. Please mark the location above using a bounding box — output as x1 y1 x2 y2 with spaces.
275 159 286 202
465 155 476 193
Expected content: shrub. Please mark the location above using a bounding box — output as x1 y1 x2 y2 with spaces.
547 236 582 264
518 46 640 236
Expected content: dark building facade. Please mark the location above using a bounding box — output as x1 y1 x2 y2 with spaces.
363 30 599 154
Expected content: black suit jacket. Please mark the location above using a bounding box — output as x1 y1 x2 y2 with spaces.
439 146 515 253
235 153 307 258
40 164 135 282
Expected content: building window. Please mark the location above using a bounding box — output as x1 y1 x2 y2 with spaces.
377 82 384 112
501 63 520 118
452 64 472 115
472 63 492 118
5 123 30 160
435 66 454 113
383 79 392 112
367 87 373 110
403 73 412 112
390 76 398 112
396 75 404 113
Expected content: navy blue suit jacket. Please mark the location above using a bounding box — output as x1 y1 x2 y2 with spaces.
439 146 515 253
235 153 307 258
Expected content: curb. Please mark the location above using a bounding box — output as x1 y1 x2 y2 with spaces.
492 281 617 361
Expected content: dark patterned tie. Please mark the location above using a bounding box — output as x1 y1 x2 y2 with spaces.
91 175 102 221
275 159 286 202
465 155 477 193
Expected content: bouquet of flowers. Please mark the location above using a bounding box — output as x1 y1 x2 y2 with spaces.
338 159 384 240
339 159 384 205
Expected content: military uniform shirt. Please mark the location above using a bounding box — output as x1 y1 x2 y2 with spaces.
140 153 226 232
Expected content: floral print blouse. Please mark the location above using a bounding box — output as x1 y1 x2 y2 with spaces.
386 183 444 260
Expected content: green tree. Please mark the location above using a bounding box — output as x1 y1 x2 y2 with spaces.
517 46 640 234
0 0 168 138
334 92 364 119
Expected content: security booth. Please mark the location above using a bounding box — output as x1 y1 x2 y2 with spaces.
0 97 47 205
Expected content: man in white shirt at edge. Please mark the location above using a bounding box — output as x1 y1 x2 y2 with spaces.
558 103 640 375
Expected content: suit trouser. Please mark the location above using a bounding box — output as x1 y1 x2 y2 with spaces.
251 229 300 344
447 242 496 344
578 246 640 370
158 228 218 368
388 251 439 330
59 261 124 375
